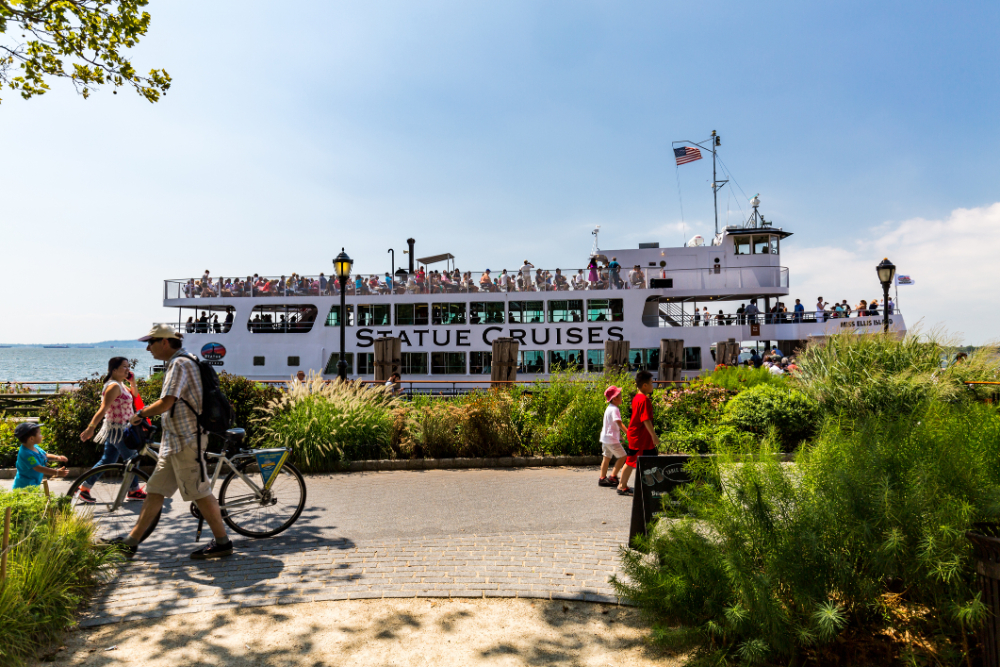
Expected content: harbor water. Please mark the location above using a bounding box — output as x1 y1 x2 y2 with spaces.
0 347 158 382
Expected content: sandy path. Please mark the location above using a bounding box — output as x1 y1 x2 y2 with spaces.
40 599 685 666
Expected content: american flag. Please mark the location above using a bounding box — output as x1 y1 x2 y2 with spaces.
674 146 702 165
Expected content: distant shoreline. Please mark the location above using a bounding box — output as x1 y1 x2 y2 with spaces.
0 340 147 349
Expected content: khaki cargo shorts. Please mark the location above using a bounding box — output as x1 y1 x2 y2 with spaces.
146 440 212 502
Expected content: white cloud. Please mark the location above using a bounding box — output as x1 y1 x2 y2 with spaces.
784 203 1000 345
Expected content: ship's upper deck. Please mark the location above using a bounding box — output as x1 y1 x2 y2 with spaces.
164 229 791 304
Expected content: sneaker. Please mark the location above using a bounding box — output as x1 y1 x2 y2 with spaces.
608 476 620 486
617 487 634 496
126 487 148 501
190 539 234 560
77 489 96 504
598 477 616 487
99 536 137 556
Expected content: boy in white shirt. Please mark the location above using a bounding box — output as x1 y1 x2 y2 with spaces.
598 386 628 487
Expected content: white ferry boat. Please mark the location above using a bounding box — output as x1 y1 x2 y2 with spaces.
158 196 906 382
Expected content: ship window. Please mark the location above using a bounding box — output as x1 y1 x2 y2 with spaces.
548 300 583 323
253 356 265 366
470 351 492 375
684 347 702 371
752 235 770 254
518 350 545 373
357 353 374 375
324 353 353 375
549 350 583 371
469 301 505 325
432 303 466 325
177 307 234 334
770 236 780 255
287 356 300 367
587 350 604 373
586 299 624 323
247 305 318 334
395 303 428 326
357 304 390 327
508 301 545 324
735 237 751 255
630 348 660 372
400 352 428 375
325 304 354 327
431 352 466 375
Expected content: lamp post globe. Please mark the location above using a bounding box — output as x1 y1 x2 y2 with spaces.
876 258 895 334
333 248 354 381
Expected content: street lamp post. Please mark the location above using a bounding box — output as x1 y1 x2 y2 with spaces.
876 257 896 334
333 248 354 381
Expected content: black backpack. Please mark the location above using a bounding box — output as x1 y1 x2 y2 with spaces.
172 354 235 479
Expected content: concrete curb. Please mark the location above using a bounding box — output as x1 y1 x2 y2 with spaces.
0 456 605 480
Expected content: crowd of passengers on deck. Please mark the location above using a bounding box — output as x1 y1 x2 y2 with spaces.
181 259 651 298
690 296 897 327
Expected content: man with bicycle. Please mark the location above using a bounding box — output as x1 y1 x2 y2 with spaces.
105 324 233 559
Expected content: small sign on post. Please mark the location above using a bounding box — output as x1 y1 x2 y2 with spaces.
629 455 697 543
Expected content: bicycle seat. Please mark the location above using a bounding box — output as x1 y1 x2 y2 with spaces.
224 428 246 444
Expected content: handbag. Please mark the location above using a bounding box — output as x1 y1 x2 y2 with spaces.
122 420 153 451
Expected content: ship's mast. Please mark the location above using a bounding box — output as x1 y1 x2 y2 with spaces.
710 130 727 236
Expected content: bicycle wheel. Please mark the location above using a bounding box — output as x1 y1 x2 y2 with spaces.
67 464 161 543
218 460 306 538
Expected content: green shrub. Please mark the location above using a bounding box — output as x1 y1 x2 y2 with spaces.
614 402 1000 665
0 416 21 468
654 383 734 433
215 373 282 446
720 384 820 451
699 365 788 392
0 487 119 666
529 369 637 456
255 376 396 471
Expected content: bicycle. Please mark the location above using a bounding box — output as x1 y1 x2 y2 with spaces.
66 428 307 543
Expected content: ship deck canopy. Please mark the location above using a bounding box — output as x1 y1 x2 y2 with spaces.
723 227 794 239
417 253 456 269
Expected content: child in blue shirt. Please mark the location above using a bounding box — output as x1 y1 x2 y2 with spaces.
12 423 69 489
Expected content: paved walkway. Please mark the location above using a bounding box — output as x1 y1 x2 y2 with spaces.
5 467 633 625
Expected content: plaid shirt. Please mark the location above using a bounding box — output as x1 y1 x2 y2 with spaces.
160 348 204 456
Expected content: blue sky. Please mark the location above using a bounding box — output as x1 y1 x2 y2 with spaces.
2 1 998 344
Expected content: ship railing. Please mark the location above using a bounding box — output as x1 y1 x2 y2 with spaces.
643 308 901 328
163 266 790 300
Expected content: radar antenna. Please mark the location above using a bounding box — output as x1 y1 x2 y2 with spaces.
591 225 601 256
743 194 771 229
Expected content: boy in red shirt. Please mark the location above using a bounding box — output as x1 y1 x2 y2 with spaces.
618 370 659 496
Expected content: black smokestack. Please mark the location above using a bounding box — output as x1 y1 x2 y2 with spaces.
407 238 415 275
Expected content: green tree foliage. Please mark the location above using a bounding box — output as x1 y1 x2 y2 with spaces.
0 0 170 103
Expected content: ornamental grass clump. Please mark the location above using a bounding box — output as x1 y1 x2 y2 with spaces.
793 329 1000 417
0 488 120 667
614 400 1000 666
256 374 396 471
